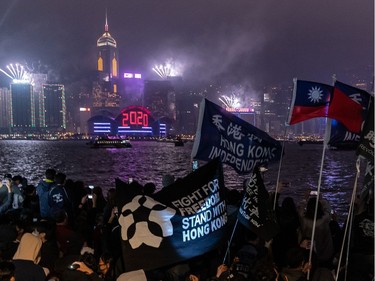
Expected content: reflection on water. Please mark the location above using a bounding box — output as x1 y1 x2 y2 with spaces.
0 140 365 224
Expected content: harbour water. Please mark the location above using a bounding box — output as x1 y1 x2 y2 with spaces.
0 140 366 225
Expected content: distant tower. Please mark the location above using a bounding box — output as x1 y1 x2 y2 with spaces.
96 11 119 89
40 84 66 131
93 11 120 113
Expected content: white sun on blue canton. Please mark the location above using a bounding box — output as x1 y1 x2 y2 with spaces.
308 86 323 103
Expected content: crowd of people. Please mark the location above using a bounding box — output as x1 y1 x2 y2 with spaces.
0 169 373 281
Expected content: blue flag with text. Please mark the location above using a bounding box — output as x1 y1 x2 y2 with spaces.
116 158 228 272
191 99 282 175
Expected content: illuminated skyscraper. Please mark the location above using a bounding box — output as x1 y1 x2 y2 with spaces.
40 84 66 131
31 73 48 129
10 82 35 131
93 12 120 113
0 87 11 130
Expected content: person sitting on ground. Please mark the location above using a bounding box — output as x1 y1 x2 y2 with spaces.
298 193 334 268
53 209 85 258
232 230 268 280
98 252 115 281
345 196 374 281
143 182 156 196
11 175 25 211
252 259 278 281
13 232 49 281
92 186 107 214
49 172 73 223
102 188 116 226
210 263 246 281
0 174 12 206
32 220 60 273
272 196 300 269
0 178 13 216
75 190 99 249
22 184 40 219
62 252 102 281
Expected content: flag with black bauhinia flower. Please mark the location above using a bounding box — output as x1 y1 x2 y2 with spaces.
191 98 282 175
237 166 279 241
116 158 228 272
356 96 374 161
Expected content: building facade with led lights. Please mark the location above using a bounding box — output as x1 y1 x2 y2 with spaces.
87 105 167 137
39 84 66 131
10 83 35 132
0 87 11 132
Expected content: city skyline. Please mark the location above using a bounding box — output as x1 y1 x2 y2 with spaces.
0 0 373 94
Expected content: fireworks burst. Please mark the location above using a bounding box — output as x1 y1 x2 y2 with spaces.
0 63 32 83
152 64 173 79
218 94 241 109
152 58 183 79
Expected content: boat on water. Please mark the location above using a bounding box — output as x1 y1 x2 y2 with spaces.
87 136 132 148
174 140 185 146
157 137 186 146
174 139 185 147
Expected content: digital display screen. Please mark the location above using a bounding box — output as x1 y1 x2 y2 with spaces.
122 110 149 127
116 106 155 135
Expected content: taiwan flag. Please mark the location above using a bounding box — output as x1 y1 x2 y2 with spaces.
288 80 333 125
328 81 371 134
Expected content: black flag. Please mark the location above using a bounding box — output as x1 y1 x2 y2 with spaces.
357 97 374 161
116 158 228 272
237 167 279 241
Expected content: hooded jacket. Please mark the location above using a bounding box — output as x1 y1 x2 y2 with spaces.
36 179 55 218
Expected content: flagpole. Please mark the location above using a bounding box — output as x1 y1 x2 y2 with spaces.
307 75 337 280
222 218 239 265
273 125 287 211
334 158 360 281
343 158 360 281
306 123 328 280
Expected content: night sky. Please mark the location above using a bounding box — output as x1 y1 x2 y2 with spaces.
0 0 373 92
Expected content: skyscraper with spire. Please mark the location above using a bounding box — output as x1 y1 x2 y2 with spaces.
92 11 120 113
